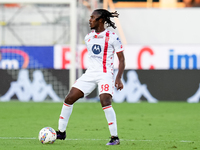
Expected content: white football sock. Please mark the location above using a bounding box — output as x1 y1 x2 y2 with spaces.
58 103 73 132
103 105 118 137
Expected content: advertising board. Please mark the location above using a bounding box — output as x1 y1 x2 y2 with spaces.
1 45 200 70
54 45 200 70
0 46 54 69
1 69 200 103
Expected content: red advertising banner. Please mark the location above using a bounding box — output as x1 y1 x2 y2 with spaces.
54 45 200 70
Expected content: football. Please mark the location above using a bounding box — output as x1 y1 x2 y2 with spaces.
38 127 57 144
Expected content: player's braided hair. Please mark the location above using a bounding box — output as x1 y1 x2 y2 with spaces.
94 9 119 29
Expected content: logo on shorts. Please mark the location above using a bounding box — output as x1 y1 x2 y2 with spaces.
92 44 101 54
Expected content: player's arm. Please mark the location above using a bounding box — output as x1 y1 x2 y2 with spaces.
115 51 125 90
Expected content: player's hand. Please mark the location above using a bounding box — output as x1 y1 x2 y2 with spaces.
115 78 123 91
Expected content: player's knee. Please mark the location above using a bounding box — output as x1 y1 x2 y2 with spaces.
64 95 75 105
100 95 112 107
102 101 111 107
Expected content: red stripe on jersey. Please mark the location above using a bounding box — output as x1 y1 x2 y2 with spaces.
63 103 70 107
103 31 110 73
103 105 112 110
108 122 113 125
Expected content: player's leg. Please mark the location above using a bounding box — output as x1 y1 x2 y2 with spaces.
57 73 97 140
98 73 120 145
100 94 120 145
57 87 84 140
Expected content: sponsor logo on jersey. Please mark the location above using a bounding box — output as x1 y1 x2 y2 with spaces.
91 55 102 59
92 44 101 54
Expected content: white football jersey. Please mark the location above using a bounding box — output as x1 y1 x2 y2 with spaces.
84 29 124 74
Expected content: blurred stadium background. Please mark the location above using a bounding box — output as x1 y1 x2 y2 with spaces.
0 0 200 103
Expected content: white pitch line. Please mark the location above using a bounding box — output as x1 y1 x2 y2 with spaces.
180 140 194 143
0 137 195 143
0 137 37 139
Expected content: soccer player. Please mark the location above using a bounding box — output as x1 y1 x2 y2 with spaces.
56 9 125 145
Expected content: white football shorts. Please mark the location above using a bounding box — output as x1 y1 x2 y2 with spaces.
72 71 114 97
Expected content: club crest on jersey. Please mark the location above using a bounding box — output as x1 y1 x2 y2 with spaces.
92 44 101 54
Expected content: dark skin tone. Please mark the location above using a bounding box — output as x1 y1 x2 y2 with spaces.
64 10 125 107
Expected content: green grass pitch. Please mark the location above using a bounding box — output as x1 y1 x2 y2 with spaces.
0 101 199 150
